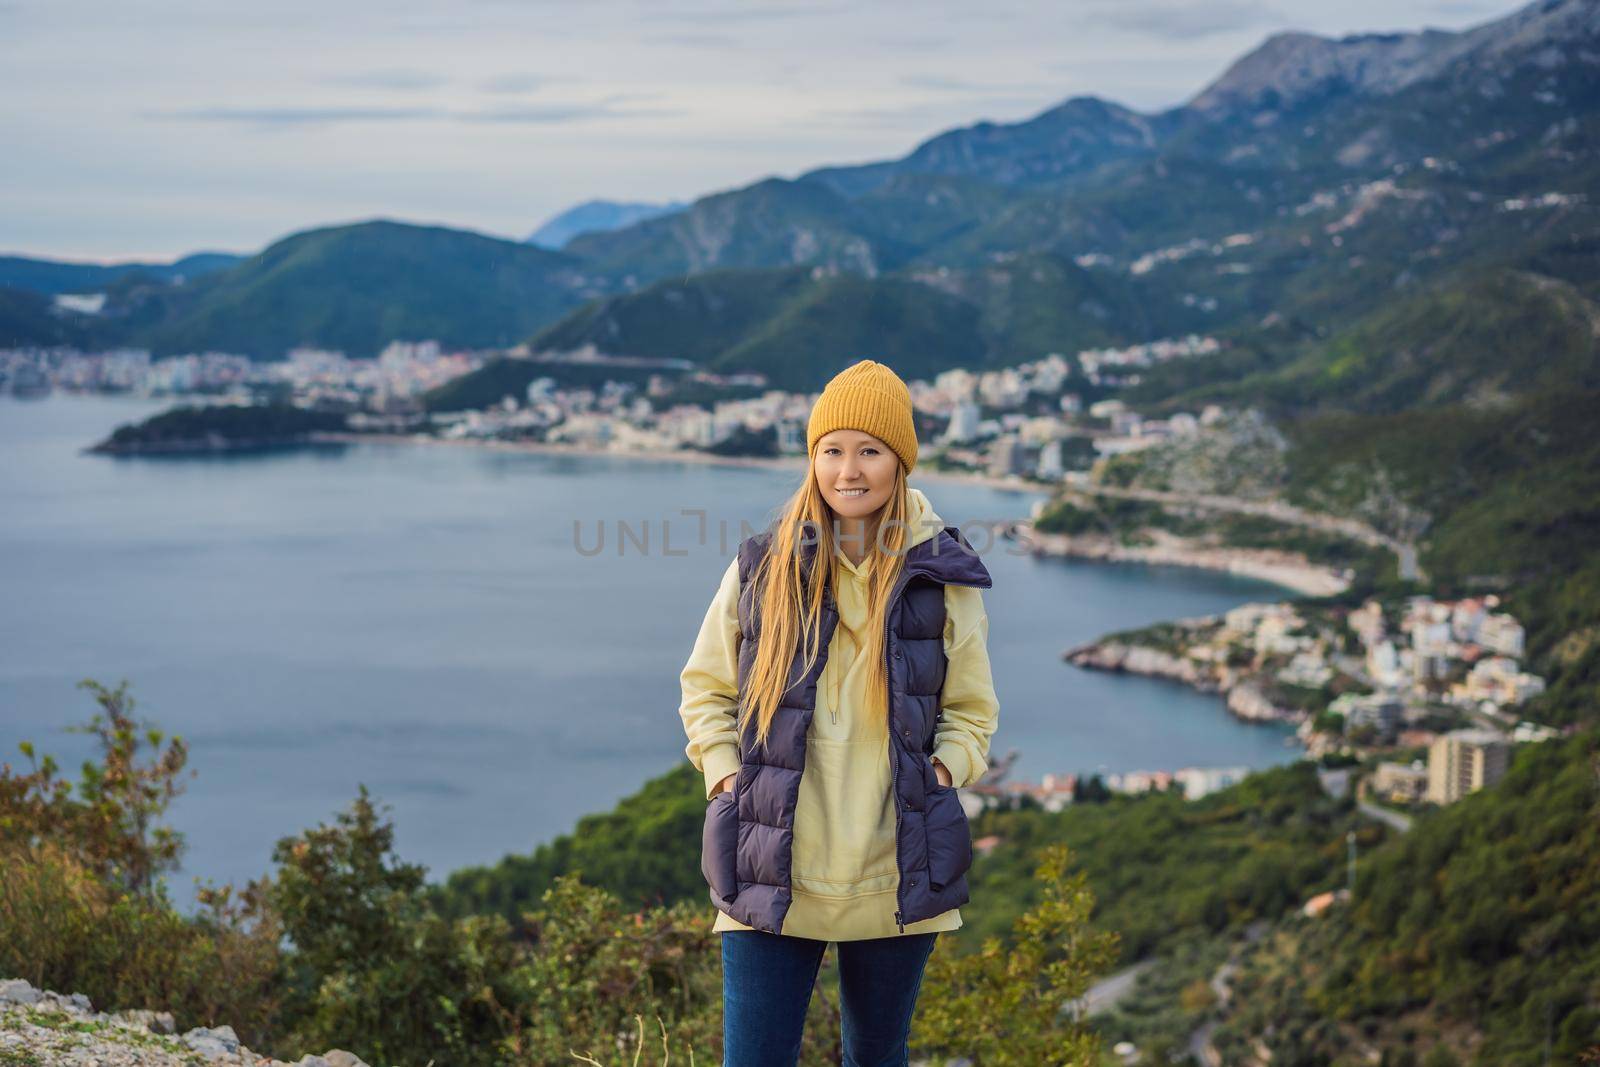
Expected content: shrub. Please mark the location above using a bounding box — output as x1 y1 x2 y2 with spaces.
0 677 284 1042
913 843 1119 1066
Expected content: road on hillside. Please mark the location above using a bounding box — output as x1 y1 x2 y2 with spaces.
1062 479 1426 583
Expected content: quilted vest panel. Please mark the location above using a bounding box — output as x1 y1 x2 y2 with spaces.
698 524 992 934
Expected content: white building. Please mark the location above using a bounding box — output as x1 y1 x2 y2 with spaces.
943 401 982 444
1427 729 1511 804
1037 439 1064 480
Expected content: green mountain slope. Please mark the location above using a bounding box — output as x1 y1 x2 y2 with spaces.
801 95 1171 197
428 754 1370 966
0 251 241 295
532 266 819 361
119 220 600 359
1146 265 1600 414
1218 730 1600 1064
546 0 1596 347
564 178 916 282
521 255 1193 392
711 272 984 390
523 266 986 391
0 286 94 348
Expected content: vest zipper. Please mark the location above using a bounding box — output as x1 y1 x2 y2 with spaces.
887 568 913 934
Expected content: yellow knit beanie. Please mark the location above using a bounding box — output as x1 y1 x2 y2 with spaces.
806 360 918 475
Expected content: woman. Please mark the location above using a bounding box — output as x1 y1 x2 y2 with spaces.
677 359 1001 1066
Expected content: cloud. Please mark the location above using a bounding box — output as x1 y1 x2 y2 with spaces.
638 3 851 23
152 106 439 126
646 31 741 48
1419 0 1503 12
804 93 1057 130
462 99 684 123
151 96 680 128
868 34 954 51
899 74 1055 94
478 72 548 94
1077 0 1281 39
326 68 448 91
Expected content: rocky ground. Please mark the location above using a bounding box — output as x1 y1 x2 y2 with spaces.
0 980 374 1067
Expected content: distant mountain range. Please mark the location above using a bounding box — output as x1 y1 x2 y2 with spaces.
114 220 609 360
0 251 242 295
1 0 1592 383
524 199 687 249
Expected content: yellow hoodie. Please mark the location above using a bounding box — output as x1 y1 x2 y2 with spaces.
678 486 1000 940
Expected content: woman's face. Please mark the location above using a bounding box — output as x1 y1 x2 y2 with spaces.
813 429 898 523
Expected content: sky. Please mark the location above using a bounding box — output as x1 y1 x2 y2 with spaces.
1 0 1520 262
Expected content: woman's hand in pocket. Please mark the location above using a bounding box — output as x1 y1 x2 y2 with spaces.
713 772 737 798
932 757 953 788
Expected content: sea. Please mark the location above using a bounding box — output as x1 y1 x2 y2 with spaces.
0 392 1299 911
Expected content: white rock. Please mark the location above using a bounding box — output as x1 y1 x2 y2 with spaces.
0 979 40 1005
184 1023 243 1060
31 989 92 1016
120 1007 179 1033
323 1051 372 1067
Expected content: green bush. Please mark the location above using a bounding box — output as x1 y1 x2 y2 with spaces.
0 678 285 1042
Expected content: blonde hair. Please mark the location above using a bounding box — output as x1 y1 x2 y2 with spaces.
739 462 913 753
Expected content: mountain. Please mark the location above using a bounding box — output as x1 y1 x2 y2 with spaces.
519 254 1195 391
525 199 687 249
563 177 918 282
1156 265 1600 415
16 0 1585 376
1186 0 1598 121
526 265 986 391
0 251 243 295
113 220 609 359
560 0 1594 292
548 0 1597 390
0 286 96 348
801 95 1171 198
1165 0 1600 179
1215 730 1600 1062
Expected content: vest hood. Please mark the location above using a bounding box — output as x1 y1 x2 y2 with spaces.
904 485 943 551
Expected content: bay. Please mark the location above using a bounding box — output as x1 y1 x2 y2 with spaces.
0 393 1297 911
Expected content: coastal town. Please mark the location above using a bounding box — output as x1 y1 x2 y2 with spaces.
1063 591 1561 813
0 335 1220 483
3 337 1565 819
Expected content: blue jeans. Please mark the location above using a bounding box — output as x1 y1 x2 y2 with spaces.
720 929 940 1067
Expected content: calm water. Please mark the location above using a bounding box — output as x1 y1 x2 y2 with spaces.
0 393 1297 911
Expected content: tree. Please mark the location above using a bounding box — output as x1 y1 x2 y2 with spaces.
0 677 193 901
913 843 1119 1066
268 785 523 1067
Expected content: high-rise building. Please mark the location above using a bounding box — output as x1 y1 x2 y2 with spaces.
1426 729 1511 804
943 401 982 444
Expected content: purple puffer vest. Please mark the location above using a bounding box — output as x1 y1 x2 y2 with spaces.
700 522 993 935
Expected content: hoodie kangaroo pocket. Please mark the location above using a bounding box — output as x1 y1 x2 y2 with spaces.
701 790 740 903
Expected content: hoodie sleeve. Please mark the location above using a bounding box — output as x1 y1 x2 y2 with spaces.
932 584 999 789
678 556 746 800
